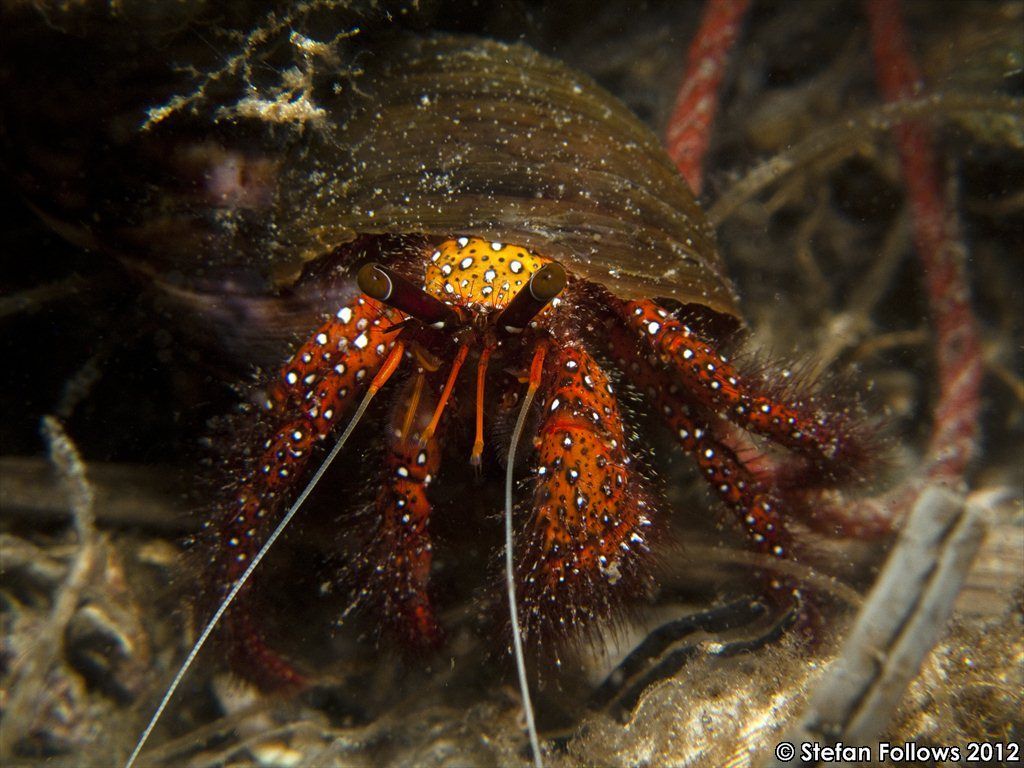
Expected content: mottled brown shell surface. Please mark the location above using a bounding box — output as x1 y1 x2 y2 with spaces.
276 34 740 319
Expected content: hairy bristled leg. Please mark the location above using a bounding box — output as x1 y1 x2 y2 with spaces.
609 331 792 563
615 299 870 485
207 294 402 689
358 369 444 648
615 298 887 543
516 340 657 643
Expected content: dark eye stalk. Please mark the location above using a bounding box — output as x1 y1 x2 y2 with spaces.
496 262 567 333
357 262 459 328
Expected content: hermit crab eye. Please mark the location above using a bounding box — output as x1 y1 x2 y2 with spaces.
496 262 567 333
357 262 459 328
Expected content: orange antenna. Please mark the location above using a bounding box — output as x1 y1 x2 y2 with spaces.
470 346 494 467
419 342 469 445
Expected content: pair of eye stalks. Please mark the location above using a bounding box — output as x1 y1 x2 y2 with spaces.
356 259 567 333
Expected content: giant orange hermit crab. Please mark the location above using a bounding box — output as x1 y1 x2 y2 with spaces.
122 28 885 766
3 0 1016 766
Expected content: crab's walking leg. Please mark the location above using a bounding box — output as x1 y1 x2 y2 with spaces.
634 363 788 562
365 372 443 647
209 295 401 688
517 341 655 640
615 300 865 483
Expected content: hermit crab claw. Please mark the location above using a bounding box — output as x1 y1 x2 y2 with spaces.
357 262 460 328
495 261 567 333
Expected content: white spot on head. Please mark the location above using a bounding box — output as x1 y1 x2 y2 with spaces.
490 242 503 251
457 236 469 247
337 307 353 323
509 260 523 274
286 371 298 385
316 332 328 345
396 466 409 478
647 321 661 335
484 269 496 282
550 398 561 411
460 256 473 269
431 250 441 262
353 333 369 349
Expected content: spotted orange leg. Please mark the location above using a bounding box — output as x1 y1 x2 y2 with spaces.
608 324 792 562
617 299 866 484
360 370 444 648
209 294 402 689
517 340 656 642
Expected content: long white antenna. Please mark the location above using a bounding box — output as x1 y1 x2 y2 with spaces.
505 361 544 768
124 375 389 768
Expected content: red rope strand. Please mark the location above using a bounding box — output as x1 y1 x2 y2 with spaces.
665 0 751 194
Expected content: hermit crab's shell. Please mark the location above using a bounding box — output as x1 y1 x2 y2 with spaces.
274 34 741 322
